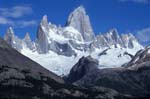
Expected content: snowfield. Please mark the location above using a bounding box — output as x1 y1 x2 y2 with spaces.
21 43 142 76
21 46 85 76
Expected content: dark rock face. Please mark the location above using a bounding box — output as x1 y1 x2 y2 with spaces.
0 38 130 99
78 67 150 97
49 41 76 57
66 52 150 98
66 56 99 83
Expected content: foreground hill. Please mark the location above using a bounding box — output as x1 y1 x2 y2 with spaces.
0 38 130 99
66 47 150 98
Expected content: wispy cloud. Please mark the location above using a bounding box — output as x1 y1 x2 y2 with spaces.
119 0 149 3
0 6 33 18
17 20 38 28
0 5 37 28
0 17 37 28
136 28 150 43
0 16 13 25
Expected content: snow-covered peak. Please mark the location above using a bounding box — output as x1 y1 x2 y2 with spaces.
109 28 118 34
6 27 14 35
121 33 142 49
4 27 15 44
23 32 36 52
41 15 48 25
36 15 50 53
8 27 14 34
127 33 137 42
109 28 122 44
40 15 49 32
66 6 95 42
93 29 143 50
109 28 119 38
72 5 86 15
101 29 123 47
4 27 23 51
128 33 134 37
24 32 31 42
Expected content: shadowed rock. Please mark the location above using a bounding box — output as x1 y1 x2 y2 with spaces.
66 52 150 98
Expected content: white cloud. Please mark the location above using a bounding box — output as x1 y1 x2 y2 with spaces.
119 0 149 3
0 17 37 28
136 28 150 42
0 5 37 28
0 6 33 18
17 20 38 28
0 16 13 25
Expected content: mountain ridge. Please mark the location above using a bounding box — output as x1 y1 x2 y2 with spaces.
3 6 143 76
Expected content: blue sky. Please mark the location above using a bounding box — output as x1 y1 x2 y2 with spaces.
0 0 150 44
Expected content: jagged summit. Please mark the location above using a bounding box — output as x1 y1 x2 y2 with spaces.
109 28 120 39
4 27 14 43
24 32 31 41
36 15 50 53
66 6 95 41
4 27 14 48
121 33 139 48
93 28 142 49
109 28 118 33
41 15 48 25
72 5 86 15
108 28 123 47
40 15 49 32
7 27 14 34
23 32 36 51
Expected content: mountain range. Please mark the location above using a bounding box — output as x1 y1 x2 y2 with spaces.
0 5 150 99
3 6 143 76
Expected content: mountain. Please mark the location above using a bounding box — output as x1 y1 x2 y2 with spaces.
3 6 143 76
37 15 50 53
125 46 150 68
23 32 36 51
65 56 99 83
4 27 23 51
0 37 131 99
66 47 150 98
66 6 95 42
92 29 140 49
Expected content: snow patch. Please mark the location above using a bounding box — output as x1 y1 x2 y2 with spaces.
21 46 85 76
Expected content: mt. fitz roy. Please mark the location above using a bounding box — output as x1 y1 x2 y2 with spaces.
4 6 143 76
